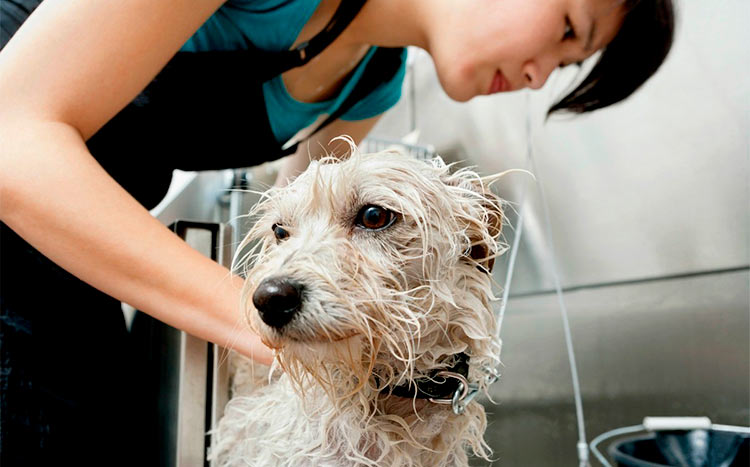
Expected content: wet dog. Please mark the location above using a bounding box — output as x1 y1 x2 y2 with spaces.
211 142 505 466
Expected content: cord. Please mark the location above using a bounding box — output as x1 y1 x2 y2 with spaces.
526 91 590 466
495 91 590 466
497 91 534 336
589 424 645 467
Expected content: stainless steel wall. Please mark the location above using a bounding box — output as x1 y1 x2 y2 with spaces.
372 0 748 294
369 0 749 465
474 269 748 466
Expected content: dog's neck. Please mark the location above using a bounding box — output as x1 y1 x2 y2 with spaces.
310 377 483 466
377 351 471 401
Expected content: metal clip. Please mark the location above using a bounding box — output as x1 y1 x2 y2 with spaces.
483 366 501 386
428 371 469 406
427 371 478 415
452 381 480 415
294 41 309 62
428 366 501 415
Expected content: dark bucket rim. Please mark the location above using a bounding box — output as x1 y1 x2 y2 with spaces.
608 433 669 467
607 430 750 467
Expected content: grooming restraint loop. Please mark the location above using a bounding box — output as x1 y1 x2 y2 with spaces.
429 366 501 415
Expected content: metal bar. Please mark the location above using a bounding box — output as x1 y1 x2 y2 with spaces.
508 265 750 299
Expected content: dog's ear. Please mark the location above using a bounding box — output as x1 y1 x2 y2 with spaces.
442 169 504 274
466 188 503 274
437 163 505 274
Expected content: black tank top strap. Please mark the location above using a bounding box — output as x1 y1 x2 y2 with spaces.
249 0 368 81
285 46 405 154
158 0 367 85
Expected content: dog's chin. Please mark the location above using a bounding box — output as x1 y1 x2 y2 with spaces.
278 335 367 371
254 322 360 352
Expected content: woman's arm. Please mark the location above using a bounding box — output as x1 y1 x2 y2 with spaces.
275 116 382 186
0 0 226 138
0 0 273 363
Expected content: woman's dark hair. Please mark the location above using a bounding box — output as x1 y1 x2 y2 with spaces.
548 0 675 115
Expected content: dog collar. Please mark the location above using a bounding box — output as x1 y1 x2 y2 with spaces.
380 352 470 399
379 353 501 415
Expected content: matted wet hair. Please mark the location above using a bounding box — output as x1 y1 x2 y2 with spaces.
549 0 675 115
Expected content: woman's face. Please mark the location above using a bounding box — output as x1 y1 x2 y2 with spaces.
428 0 626 102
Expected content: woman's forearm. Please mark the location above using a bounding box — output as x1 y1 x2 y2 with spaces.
0 119 273 364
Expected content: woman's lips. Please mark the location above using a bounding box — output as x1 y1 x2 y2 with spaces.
488 70 511 94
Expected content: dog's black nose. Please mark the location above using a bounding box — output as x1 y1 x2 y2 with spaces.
252 277 303 329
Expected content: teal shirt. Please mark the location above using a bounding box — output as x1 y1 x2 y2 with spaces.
181 0 406 145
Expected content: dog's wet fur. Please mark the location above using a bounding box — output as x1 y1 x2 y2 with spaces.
212 143 505 466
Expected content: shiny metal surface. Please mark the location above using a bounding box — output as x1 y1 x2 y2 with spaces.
472 269 749 466
367 1 749 464
210 225 233 460
371 0 749 296
130 221 232 467
176 320 209 466
152 170 229 226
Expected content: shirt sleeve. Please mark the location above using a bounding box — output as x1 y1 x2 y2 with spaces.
340 48 408 121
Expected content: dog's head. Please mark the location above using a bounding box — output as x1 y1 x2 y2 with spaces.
236 146 504 398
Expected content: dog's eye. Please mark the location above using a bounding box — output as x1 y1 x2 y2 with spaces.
355 205 396 231
272 223 290 241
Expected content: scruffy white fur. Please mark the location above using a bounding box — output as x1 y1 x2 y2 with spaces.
211 143 506 466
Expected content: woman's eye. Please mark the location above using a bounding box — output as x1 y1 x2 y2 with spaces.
355 205 396 231
272 223 289 241
563 16 576 41
559 59 584 69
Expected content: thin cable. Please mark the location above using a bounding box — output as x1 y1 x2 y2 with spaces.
496 92 534 337
589 424 644 467
531 152 589 467
713 424 750 434
408 50 417 134
493 92 589 465
496 200 526 337
525 92 589 466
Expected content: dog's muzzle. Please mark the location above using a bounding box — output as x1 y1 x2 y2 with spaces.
252 277 303 329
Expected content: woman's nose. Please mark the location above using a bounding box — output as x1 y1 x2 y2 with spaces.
522 60 555 90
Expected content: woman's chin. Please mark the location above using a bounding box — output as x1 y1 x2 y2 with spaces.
436 77 473 102
435 64 478 102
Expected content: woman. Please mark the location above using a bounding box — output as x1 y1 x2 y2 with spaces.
0 0 673 463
